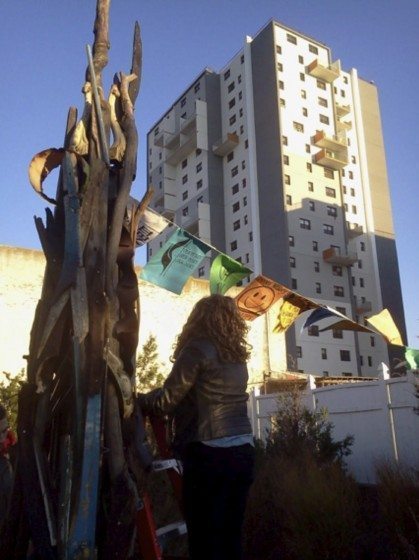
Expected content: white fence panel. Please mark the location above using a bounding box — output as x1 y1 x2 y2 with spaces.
248 370 419 484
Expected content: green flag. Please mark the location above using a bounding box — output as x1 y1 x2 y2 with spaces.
209 254 252 295
405 347 419 370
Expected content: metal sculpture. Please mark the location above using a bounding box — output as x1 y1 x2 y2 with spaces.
2 1 153 557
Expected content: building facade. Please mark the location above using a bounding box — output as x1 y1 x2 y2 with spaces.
146 20 407 377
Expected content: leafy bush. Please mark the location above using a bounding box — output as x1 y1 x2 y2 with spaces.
264 388 353 467
0 370 25 431
376 462 419 558
135 334 166 392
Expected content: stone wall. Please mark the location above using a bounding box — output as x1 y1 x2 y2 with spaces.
0 246 288 385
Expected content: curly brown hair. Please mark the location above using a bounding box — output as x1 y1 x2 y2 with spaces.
172 294 251 363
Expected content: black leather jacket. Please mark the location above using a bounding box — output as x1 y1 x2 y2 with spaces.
138 338 251 451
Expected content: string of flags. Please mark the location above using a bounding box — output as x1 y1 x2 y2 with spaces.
130 202 418 370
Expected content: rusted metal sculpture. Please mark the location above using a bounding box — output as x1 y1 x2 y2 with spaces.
2 1 153 557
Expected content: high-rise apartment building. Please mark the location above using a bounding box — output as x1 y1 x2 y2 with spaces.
146 20 407 377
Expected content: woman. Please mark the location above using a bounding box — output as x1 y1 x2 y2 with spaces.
138 294 254 560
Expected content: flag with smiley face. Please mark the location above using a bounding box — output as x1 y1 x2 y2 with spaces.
235 275 290 321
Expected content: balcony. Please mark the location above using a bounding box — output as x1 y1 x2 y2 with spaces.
323 247 358 266
212 133 239 157
315 148 348 170
154 193 177 220
307 59 341 83
153 130 165 147
355 299 372 314
336 119 352 133
313 130 347 152
335 102 351 118
347 223 363 239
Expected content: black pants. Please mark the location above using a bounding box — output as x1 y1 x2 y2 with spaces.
181 442 255 560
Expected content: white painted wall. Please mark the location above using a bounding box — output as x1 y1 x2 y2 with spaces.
248 370 419 484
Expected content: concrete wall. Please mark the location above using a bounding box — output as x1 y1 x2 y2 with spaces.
248 370 419 484
0 245 288 383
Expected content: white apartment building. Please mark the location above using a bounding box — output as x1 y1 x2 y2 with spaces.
146 20 407 377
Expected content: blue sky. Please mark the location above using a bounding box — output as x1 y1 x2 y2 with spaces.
1 1 418 344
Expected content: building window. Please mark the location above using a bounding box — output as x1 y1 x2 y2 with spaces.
301 89 307 99
283 155 289 165
232 183 239 195
323 224 334 235
309 43 319 54
284 174 291 185
197 195 204 204
180 112 186 119
229 114 236 125
313 240 318 252
315 282 322 294
196 162 202 173
198 266 205 277
245 139 248 148
182 174 188 184
242 178 247 188
360 241 365 251
240 124 244 134
244 214 248 225
319 114 330 125
276 45 282 54
277 62 283 72
279 98 286 107
182 206 189 217
249 231 253 241
290 256 296 268
227 152 234 162
289 235 295 247
333 329 343 339
239 90 243 100
308 181 314 192
352 205 357 214
300 218 311 230
307 163 312 172
358 259 363 269
224 69 230 80
194 82 200 93
300 73 305 82
233 220 240 231
309 200 315 211
314 261 320 272
349 171 354 179
197 179 203 190
370 336 375 347
228 98 236 110
291 278 297 289
181 97 186 107
350 187 355 196
182 190 188 201
182 158 187 168
286 194 292 206
296 346 302 358
368 356 373 367
324 168 334 179
306 144 311 154
317 79 326 90
327 206 337 217
332 265 343 276
298 55 304 63
228 81 235 93
359 278 365 288
340 350 351 361
239 108 243 117
241 160 246 170
282 135 288 145
278 80 284 90
231 166 238 177
325 186 336 198
336 306 346 316
232 201 240 213
351 155 356 164
334 285 344 297
308 325 319 336
230 240 237 251
318 97 328 107
245 253 249 263
238 75 242 84
287 33 297 44
243 196 247 206
293 121 304 132
321 348 327 360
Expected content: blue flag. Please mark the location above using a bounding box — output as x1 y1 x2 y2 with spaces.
140 228 211 294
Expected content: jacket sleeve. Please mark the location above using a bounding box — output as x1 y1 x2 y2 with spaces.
138 344 206 416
